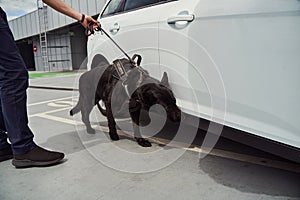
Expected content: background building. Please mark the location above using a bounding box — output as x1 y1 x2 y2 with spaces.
8 0 106 71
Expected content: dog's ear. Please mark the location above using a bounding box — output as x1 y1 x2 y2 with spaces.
160 72 170 88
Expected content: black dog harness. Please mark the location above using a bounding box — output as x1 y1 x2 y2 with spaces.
112 54 146 98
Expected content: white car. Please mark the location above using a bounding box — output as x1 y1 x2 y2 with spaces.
87 0 300 162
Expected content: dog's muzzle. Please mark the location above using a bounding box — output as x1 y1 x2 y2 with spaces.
165 105 181 122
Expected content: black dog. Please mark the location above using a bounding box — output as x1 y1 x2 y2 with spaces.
70 58 181 147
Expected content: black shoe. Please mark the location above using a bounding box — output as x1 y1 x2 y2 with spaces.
0 146 13 162
12 146 65 168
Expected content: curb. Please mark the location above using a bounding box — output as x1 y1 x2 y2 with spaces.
29 85 78 91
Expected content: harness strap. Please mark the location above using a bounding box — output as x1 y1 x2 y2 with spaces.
112 58 146 99
113 59 128 82
112 59 131 97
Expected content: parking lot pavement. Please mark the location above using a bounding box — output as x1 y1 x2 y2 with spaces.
0 74 299 200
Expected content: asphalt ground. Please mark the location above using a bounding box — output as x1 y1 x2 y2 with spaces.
0 72 299 200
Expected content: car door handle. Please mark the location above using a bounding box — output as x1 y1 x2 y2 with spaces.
109 23 120 33
167 14 194 24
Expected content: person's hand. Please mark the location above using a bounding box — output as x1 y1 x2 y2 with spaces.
81 15 100 29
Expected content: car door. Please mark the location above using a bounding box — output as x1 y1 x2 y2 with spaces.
157 0 215 119
88 0 162 78
159 0 300 149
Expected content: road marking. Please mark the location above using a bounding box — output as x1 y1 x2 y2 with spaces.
48 101 74 107
35 113 80 125
29 107 71 118
145 136 300 173
34 112 110 132
28 96 76 107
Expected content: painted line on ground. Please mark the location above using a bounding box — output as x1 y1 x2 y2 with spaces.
35 113 81 125
28 96 75 107
29 107 72 118
147 137 300 173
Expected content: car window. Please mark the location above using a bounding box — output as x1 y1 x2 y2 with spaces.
102 0 177 17
102 0 125 17
124 0 159 11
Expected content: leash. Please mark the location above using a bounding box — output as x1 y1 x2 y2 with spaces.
86 22 146 99
85 22 135 65
85 21 143 79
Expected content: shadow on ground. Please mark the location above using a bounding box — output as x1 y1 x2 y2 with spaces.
40 117 300 198
199 155 300 197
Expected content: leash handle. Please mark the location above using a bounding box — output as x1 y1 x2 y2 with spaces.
85 22 94 36
85 21 101 36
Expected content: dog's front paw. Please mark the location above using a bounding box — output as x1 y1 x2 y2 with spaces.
86 127 96 134
109 133 120 141
135 138 152 147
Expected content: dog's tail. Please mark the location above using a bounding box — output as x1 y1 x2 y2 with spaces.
70 103 80 116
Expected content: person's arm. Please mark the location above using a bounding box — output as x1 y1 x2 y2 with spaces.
42 0 98 28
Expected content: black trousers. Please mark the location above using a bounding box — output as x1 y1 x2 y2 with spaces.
0 7 36 154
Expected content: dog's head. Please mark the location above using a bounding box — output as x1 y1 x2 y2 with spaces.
129 72 181 126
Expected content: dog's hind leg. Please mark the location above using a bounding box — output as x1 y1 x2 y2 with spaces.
104 101 119 141
133 123 152 147
81 98 96 134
